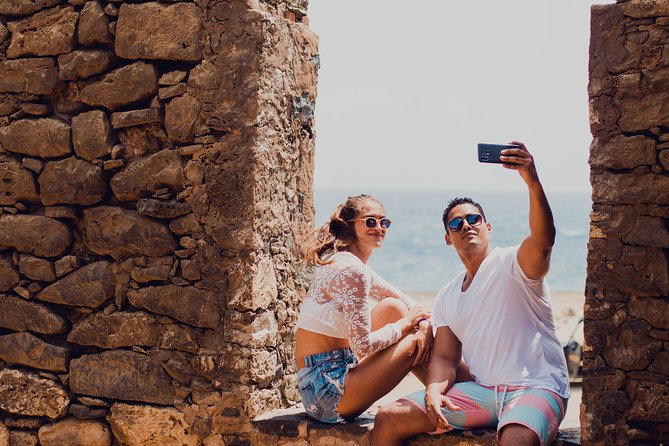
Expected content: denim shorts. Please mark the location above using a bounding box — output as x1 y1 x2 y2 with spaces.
296 347 358 423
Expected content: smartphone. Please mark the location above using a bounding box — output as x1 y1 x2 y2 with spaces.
477 143 520 164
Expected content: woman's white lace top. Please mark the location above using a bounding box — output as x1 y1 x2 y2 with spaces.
295 251 417 359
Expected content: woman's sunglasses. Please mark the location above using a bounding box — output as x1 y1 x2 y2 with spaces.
357 217 392 229
447 214 483 232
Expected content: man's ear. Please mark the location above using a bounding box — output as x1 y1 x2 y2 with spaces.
445 232 452 246
486 222 492 233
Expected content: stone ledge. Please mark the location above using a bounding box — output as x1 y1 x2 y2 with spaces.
252 406 581 446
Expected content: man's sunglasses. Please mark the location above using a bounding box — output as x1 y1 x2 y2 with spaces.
447 214 483 232
356 217 392 229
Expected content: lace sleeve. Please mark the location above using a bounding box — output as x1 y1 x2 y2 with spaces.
368 267 417 309
329 266 403 358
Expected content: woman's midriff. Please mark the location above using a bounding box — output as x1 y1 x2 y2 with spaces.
295 328 350 369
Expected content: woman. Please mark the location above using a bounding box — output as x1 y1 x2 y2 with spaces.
294 194 434 423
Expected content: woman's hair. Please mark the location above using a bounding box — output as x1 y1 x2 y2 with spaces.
304 194 382 266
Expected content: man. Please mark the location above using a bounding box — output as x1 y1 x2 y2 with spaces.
371 142 569 446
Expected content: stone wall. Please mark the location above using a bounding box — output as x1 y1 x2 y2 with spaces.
0 0 318 444
586 1 669 445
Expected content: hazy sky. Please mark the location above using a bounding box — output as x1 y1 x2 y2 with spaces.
309 0 616 192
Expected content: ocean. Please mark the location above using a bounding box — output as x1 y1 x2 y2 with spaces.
314 189 591 293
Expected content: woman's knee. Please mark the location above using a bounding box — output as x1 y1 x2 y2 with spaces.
371 298 408 327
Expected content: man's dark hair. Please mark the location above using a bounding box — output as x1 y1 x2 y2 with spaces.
442 197 487 231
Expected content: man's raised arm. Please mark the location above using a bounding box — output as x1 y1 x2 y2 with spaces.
500 141 556 280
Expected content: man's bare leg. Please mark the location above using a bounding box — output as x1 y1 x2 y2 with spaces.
499 424 539 446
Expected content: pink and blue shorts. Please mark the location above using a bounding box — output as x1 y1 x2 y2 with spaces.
403 381 568 446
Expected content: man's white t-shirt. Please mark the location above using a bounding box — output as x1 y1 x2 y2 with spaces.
433 245 570 398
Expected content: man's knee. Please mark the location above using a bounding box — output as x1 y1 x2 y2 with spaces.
499 423 539 446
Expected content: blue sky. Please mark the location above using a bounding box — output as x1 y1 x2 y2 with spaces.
309 0 615 192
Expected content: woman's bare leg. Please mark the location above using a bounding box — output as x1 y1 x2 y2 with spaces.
369 299 472 386
370 299 427 383
337 331 423 418
333 299 420 417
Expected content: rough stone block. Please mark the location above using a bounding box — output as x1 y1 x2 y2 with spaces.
54 255 80 277
21 102 49 116
169 213 201 235
159 71 187 86
621 2 669 18
0 160 39 206
224 310 278 348
136 199 191 219
80 62 158 111
588 95 620 137
0 332 69 372
622 215 669 248
38 418 111 446
0 0 60 17
591 170 669 205
57 49 115 80
39 157 108 206
7 6 78 58
107 403 198 446
589 135 656 169
78 0 112 46
8 430 38 446
18 255 56 281
115 3 204 62
110 149 184 202
629 381 669 422
68 403 107 419
165 94 201 143
83 207 177 260
159 324 199 353
68 311 161 348
0 58 57 95
0 369 69 419
0 118 71 158
603 327 662 371
224 346 280 387
245 388 281 419
36 261 114 308
111 108 164 129
228 257 278 312
158 83 186 100
0 294 67 334
0 215 70 257
629 297 669 330
0 257 19 292
72 110 115 161
70 350 176 405
130 257 174 283
127 285 219 329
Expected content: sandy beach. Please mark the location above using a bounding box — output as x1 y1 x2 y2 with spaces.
370 291 585 429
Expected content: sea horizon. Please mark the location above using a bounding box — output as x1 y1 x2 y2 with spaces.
314 188 591 294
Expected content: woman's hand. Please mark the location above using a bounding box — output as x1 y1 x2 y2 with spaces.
424 385 458 432
405 305 431 326
409 319 434 366
398 305 430 336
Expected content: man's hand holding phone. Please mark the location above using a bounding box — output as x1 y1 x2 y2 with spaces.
477 143 520 164
498 141 540 186
478 141 540 187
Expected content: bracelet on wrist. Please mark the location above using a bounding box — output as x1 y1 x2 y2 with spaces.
414 318 430 330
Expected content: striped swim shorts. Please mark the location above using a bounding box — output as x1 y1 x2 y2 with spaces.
403 381 568 446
